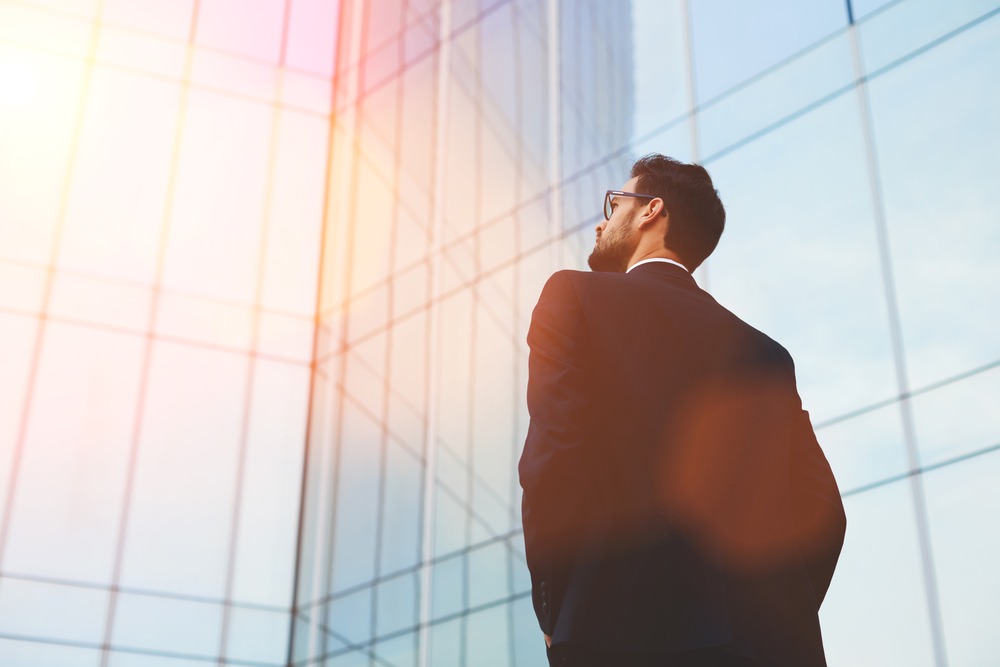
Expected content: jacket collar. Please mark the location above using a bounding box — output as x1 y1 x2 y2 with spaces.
626 259 699 288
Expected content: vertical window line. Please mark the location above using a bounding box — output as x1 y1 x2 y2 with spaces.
847 20 949 667
95 1 205 664
368 0 415 651
0 0 108 575
547 0 563 270
307 0 372 662
507 3 527 663
418 0 454 665
216 0 297 662
679 0 709 292
286 0 353 659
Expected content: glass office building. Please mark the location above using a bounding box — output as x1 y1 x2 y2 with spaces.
0 1 996 665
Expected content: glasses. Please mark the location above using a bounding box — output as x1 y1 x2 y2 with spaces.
604 190 664 220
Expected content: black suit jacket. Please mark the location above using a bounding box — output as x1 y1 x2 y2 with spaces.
518 262 847 666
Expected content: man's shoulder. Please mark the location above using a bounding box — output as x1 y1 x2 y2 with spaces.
542 268 633 292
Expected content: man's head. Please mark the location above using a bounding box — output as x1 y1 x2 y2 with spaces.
587 154 726 273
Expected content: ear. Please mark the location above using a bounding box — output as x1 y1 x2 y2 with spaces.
638 198 666 229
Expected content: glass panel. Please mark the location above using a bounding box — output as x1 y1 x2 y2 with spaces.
256 310 314 362
155 291 255 351
259 110 327 316
161 89 271 305
57 68 179 284
285 0 340 76
0 4 92 58
105 651 211 667
431 553 464 620
816 403 908 493
510 534 530 592
442 84 478 239
865 14 1000 389
101 0 193 39
467 540 509 608
120 341 249 597
690 0 847 103
379 441 423 574
631 0 690 139
0 45 86 264
465 603 511 666
471 296 515 533
375 572 417 636
0 313 38 523
850 0 896 23
280 68 333 116
344 332 387 419
373 632 417 667
0 577 107 644
195 0 286 62
94 24 187 80
348 159 397 298
3 322 144 582
910 365 1000 468
433 481 470 558
437 292 473 462
231 360 309 607
511 594 547 666
706 92 898 423
697 30 854 161
819 480 935 666
0 638 99 666
224 605 289 664
0 261 46 313
324 649 371 667
858 0 998 74
326 586 373 647
330 402 382 592
49 271 151 333
428 616 462 667
924 450 1000 666
110 591 222 656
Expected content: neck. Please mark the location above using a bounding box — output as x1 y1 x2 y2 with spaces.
627 248 687 271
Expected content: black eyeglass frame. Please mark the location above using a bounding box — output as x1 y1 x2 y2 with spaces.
603 190 666 221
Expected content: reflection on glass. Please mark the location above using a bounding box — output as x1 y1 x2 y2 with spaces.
121 342 248 597
923 450 1000 666
3 323 142 582
817 403 908 492
690 0 847 103
820 481 935 666
707 93 897 423
866 15 1000 389
111 591 222 656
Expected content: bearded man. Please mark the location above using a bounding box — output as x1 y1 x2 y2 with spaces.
518 154 847 667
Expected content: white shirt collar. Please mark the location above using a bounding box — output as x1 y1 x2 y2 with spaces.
626 257 690 274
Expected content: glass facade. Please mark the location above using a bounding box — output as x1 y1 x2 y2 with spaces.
0 1 997 665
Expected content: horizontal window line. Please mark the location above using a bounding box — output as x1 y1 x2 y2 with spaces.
842 440 1000 497
0 305 313 366
0 629 282 667
814 356 1000 430
0 571 288 613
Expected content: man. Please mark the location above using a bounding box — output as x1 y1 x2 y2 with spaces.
518 154 847 666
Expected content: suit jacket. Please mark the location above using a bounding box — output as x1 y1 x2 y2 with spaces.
517 261 847 666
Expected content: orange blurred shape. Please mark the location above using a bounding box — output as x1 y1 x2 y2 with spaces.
655 371 827 573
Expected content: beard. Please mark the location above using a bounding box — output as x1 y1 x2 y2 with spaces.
587 219 638 273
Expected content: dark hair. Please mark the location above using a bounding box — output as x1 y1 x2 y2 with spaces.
630 153 725 271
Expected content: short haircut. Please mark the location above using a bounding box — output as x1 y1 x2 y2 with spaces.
630 154 726 271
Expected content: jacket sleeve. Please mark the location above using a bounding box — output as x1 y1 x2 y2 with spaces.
783 352 848 609
517 270 593 635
